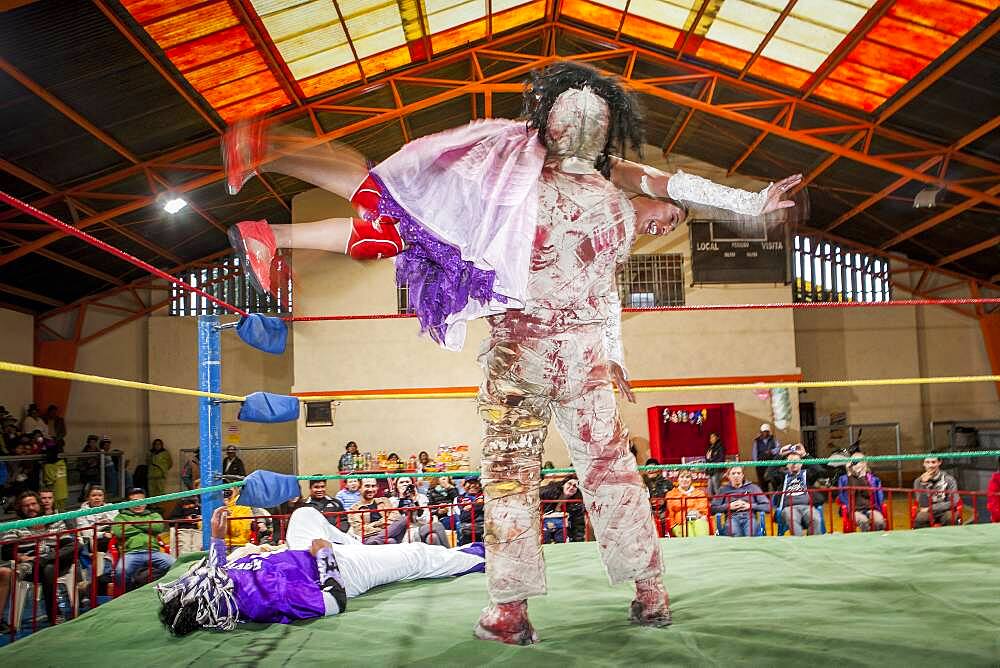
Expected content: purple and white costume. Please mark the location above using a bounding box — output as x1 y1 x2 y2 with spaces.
156 507 484 630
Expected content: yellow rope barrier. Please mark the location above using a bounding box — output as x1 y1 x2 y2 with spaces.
0 361 245 402
2 359 997 403
300 374 1000 401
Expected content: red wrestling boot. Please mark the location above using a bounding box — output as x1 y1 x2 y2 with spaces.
346 217 403 260
222 118 266 196
474 600 540 645
228 220 277 295
630 577 672 627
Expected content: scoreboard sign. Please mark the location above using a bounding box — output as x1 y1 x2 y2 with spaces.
689 218 790 284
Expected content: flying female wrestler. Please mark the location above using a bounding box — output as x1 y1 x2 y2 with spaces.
157 505 484 635
222 61 800 644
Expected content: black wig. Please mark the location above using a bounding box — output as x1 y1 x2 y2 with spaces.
522 61 644 178
160 597 202 637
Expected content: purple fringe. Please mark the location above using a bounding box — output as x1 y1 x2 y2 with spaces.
369 173 507 345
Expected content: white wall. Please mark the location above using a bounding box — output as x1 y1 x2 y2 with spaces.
147 313 297 492
0 307 33 416
64 312 148 470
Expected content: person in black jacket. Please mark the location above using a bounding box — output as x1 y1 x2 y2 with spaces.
0 491 76 624
705 432 727 495
457 478 484 545
222 446 246 478
299 479 348 532
426 476 460 530
540 477 586 542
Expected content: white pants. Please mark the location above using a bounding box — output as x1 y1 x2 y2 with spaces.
285 507 483 598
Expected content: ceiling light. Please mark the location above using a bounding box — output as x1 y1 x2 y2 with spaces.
162 197 188 214
913 187 941 209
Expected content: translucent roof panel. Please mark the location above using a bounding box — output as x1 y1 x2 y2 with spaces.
122 0 993 122
698 0 876 86
814 0 994 111
430 1 545 54
556 0 996 113
425 0 488 34
120 0 291 122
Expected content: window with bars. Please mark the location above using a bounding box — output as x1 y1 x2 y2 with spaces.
617 254 685 308
396 284 414 315
169 254 292 316
793 235 891 303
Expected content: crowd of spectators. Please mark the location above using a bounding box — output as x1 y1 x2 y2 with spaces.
1 429 998 635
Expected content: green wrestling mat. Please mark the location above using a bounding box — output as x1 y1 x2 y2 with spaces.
4 525 999 667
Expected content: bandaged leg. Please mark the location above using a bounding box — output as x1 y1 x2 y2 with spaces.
480 435 546 603
553 378 669 626
473 349 550 645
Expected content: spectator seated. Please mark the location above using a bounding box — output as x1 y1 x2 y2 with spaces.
390 476 449 546
710 466 770 537
837 453 889 532
664 469 711 538
109 488 175 591
912 456 962 528
0 491 79 627
456 478 484 546
773 453 827 536
300 479 349 532
910 499 964 528
349 478 404 544
540 477 586 543
713 510 766 537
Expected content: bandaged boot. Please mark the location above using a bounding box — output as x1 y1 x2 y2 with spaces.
474 600 539 645
629 576 672 627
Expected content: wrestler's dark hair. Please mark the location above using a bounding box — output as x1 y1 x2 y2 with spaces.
522 61 643 178
160 597 202 636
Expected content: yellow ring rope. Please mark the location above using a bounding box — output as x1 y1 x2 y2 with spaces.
1 360 997 402
301 374 1000 401
0 361 245 402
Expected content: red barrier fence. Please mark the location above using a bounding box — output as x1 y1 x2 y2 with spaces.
2 488 997 643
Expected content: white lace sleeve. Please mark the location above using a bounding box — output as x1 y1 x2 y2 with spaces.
667 170 771 216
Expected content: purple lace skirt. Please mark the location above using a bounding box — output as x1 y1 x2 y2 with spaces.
368 172 507 345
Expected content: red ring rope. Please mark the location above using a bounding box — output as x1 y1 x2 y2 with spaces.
288 297 999 320
3 190 995 323
0 190 248 317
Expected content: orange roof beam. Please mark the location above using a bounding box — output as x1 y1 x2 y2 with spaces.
623 76 1000 207
834 114 1000 235
800 0 896 99
877 14 1000 125
231 0 304 105
93 0 223 134
556 23 1000 178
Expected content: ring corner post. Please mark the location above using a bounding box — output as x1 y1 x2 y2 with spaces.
198 314 222 549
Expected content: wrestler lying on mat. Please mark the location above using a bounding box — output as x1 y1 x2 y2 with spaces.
157 506 485 635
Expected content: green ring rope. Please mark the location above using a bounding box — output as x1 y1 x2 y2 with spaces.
2 450 996 532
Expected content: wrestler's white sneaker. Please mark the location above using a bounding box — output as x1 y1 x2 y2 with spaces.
473 600 540 645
